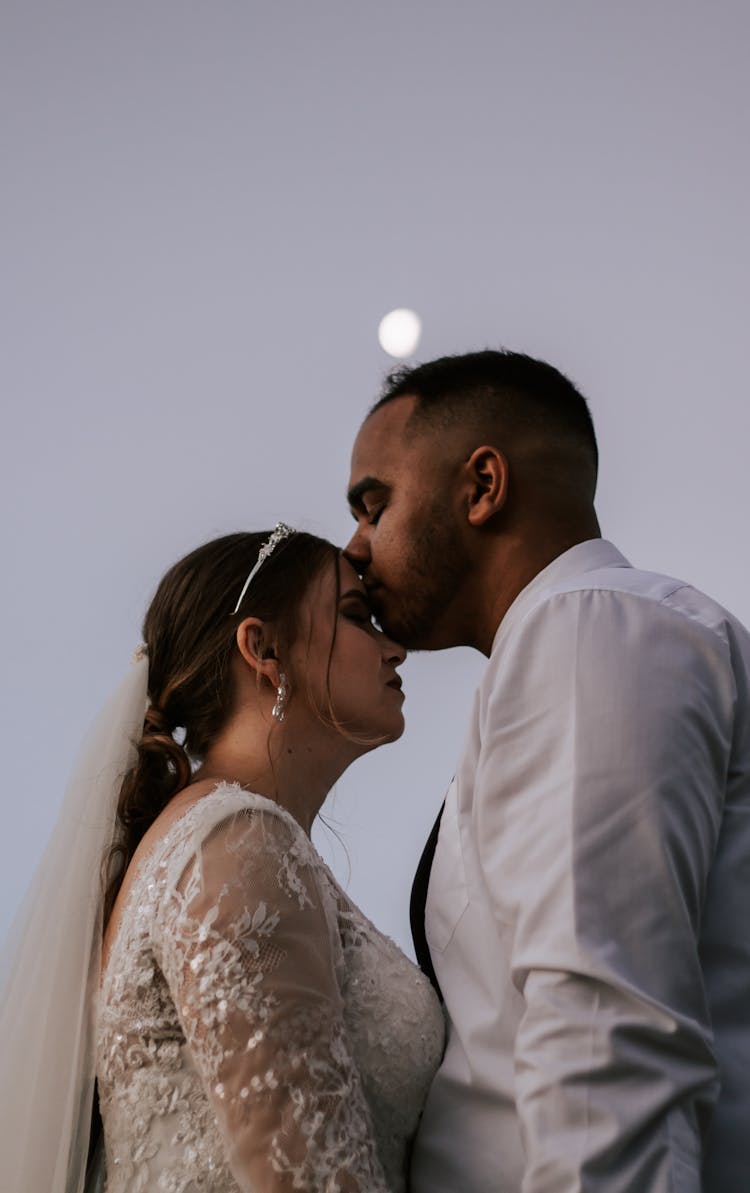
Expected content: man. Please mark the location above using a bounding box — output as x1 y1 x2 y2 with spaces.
345 350 750 1192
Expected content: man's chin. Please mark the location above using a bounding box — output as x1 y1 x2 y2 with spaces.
377 605 456 652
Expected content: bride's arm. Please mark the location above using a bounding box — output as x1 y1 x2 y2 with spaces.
153 806 389 1193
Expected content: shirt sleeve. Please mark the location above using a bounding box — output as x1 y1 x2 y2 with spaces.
476 587 734 1192
152 805 389 1193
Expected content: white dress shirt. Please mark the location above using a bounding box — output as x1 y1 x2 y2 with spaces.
410 539 750 1192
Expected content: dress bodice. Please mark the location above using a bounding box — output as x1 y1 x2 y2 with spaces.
96 784 444 1192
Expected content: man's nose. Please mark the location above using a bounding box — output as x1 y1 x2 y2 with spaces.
343 525 370 569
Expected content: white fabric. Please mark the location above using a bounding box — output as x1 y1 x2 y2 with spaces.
96 783 445 1191
410 539 750 1193
0 655 148 1193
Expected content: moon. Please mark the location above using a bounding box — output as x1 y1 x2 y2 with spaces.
377 308 422 358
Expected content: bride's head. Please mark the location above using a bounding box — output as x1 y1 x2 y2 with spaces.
105 529 406 916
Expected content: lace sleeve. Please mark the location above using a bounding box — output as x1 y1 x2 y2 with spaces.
152 805 389 1193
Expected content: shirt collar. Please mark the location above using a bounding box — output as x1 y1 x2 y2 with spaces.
490 538 631 655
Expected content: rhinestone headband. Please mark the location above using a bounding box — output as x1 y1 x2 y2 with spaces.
231 523 296 615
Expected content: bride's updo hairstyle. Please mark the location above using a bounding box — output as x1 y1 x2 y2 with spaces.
104 530 339 924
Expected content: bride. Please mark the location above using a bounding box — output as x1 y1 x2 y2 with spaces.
0 525 444 1192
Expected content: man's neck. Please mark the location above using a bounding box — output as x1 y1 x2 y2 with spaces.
475 524 601 656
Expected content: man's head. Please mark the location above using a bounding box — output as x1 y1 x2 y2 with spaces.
345 349 600 654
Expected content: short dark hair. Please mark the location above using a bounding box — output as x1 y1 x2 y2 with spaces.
371 349 598 473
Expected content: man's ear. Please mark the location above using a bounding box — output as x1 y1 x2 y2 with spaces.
464 445 509 526
235 618 281 687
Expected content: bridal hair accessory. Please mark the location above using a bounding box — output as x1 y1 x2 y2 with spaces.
272 672 288 722
132 643 148 664
0 651 149 1192
231 523 296 615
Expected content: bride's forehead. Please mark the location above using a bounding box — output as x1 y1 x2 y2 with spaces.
338 556 363 589
304 556 363 606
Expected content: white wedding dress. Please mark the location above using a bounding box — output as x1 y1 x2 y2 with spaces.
96 783 444 1192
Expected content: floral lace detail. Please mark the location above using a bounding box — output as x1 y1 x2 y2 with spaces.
97 785 444 1192
274 834 316 912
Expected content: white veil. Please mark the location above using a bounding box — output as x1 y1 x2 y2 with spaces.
0 654 149 1193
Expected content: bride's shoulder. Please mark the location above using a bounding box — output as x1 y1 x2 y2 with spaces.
116 783 306 903
155 783 312 874
104 786 315 967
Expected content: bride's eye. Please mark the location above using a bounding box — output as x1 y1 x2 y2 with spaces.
342 601 377 627
347 610 372 625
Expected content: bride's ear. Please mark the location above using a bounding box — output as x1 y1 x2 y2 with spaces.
235 618 281 688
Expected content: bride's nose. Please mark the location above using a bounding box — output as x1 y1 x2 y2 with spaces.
382 636 406 666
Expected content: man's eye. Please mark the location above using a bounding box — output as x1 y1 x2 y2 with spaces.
366 506 383 525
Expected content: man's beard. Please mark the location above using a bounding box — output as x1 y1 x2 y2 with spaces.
375 511 471 650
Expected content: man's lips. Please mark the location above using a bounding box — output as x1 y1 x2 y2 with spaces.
385 675 403 692
365 580 386 613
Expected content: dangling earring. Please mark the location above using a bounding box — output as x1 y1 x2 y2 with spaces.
272 673 288 722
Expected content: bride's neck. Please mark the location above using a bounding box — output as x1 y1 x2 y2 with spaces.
192 712 359 836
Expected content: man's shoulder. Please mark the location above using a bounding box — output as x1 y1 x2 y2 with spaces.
549 561 687 604
546 563 746 646
491 551 750 673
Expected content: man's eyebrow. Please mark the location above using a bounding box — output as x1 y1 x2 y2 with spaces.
346 476 388 509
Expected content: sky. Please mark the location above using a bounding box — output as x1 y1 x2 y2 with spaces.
2 1 749 953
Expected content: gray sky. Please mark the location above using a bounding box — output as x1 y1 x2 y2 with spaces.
2 1 749 952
